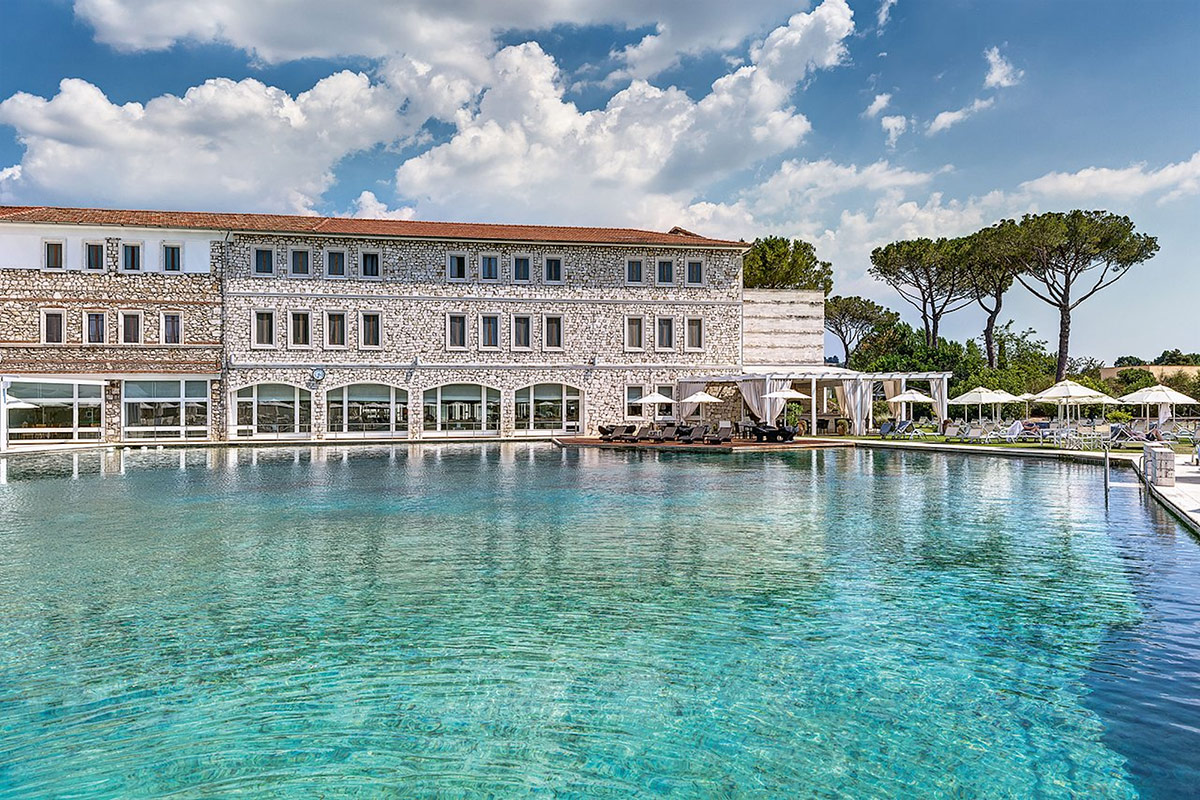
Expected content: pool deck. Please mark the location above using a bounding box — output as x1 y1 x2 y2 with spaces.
553 436 853 454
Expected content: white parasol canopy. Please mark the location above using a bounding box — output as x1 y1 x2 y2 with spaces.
635 391 675 424
887 389 934 404
680 390 723 404
3 398 38 410
1034 380 1121 424
762 389 810 400
1120 384 1198 425
949 386 1013 422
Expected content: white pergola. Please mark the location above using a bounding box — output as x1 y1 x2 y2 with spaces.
677 366 952 436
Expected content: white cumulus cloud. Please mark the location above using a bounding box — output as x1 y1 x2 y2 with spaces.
927 97 994 135
880 114 907 148
1019 151 1200 205
877 0 898 32
863 92 891 118
984 46 1024 89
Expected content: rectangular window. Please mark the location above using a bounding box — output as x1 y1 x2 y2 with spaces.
85 242 104 271
290 249 310 276
163 244 182 272
656 259 674 284
253 311 275 347
42 310 65 344
685 317 704 351
656 316 674 350
254 248 274 275
85 312 106 344
480 314 500 349
123 243 142 271
325 311 347 348
625 316 645 351
480 254 499 281
655 384 675 419
513 255 531 283
626 385 646 419
290 311 311 348
626 258 643 284
686 259 704 285
360 251 381 279
512 315 532 350
447 253 467 281
544 256 563 283
120 311 142 345
44 241 64 270
447 314 468 350
543 315 563 350
325 249 346 278
162 312 183 345
360 311 382 349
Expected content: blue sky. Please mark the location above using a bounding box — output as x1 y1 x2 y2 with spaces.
1 0 1196 361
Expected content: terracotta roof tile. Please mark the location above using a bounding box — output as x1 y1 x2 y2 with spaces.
0 205 746 248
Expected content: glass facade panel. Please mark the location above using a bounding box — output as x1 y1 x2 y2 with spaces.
423 384 499 434
233 383 311 438
123 379 209 440
6 380 104 442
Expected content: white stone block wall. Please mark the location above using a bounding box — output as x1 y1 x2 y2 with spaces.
741 289 824 366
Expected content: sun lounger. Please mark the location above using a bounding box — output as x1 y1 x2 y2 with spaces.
648 424 678 442
942 423 964 441
618 425 653 442
704 421 733 444
678 424 709 443
600 424 634 441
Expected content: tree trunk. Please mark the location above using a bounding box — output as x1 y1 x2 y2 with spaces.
1056 305 1071 381
983 304 1001 369
841 336 851 366
930 316 939 350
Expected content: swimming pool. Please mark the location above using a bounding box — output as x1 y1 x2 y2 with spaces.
1 445 1197 797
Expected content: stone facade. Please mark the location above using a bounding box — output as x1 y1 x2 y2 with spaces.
0 209 829 444
741 289 825 366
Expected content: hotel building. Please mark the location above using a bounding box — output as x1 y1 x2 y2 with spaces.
2 206 832 445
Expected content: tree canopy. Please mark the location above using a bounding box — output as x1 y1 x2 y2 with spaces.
742 236 833 294
1004 210 1158 380
824 295 898 365
962 223 1020 369
867 237 973 348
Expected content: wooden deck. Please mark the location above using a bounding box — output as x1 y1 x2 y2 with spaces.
553 436 854 454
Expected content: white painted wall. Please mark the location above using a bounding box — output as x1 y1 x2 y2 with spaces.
0 222 214 273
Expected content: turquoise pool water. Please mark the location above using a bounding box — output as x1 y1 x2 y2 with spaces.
1 445 1197 797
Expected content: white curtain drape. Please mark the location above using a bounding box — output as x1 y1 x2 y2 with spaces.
842 378 863 435
676 380 706 419
1159 402 1172 425
738 377 789 423
929 377 949 424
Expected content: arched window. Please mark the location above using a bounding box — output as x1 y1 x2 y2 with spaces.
514 383 582 433
327 384 408 437
422 384 500 435
234 383 311 438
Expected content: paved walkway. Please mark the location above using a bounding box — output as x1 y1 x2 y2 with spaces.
1150 454 1200 534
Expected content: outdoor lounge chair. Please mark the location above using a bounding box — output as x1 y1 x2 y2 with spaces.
895 420 927 439
704 421 733 444
941 423 962 441
648 424 678 441
618 425 653 442
961 425 989 443
600 424 634 441
679 424 709 443
879 421 894 438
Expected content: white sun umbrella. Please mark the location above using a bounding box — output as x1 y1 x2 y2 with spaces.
886 389 934 424
1033 380 1116 424
3 398 38 410
1015 392 1038 418
680 390 723 424
763 387 811 427
949 386 1010 422
1120 384 1198 425
635 391 676 424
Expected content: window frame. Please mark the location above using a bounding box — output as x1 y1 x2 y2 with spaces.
288 309 313 349
684 257 705 286
512 253 532 284
446 312 469 352
625 257 645 286
684 316 704 351
83 310 107 346
655 257 675 286
84 241 105 271
655 315 676 352
359 249 383 281
160 311 184 346
251 309 278 349
624 315 646 352
288 247 312 278
42 239 66 271
324 248 347 279
252 247 276 277
543 254 565 285
162 242 184 273
121 241 144 273
324 310 348 349
479 252 500 283
542 313 565 351
479 313 502 351
511 314 533 351
625 385 647 420
40 308 67 345
359 310 384 350
446 251 468 283
118 310 144 345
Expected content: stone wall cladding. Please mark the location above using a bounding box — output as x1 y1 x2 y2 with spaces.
741 289 825 366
